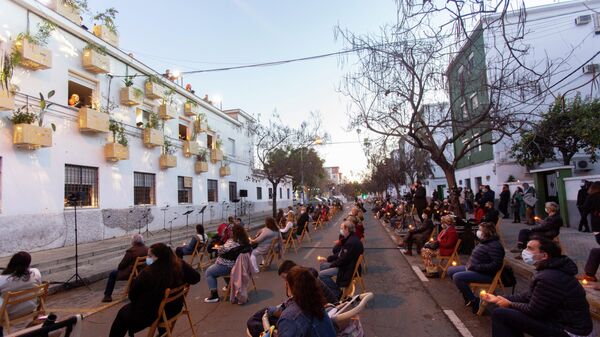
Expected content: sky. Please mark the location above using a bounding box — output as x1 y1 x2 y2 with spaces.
84 0 400 181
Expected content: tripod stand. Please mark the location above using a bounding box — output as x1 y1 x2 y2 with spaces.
64 193 88 289
143 208 153 237
167 214 179 247
198 205 207 228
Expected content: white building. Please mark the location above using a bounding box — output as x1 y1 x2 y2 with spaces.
0 0 292 256
324 166 342 185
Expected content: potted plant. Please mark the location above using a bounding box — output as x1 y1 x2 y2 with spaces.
159 138 177 169
13 21 55 70
183 99 199 117
82 42 110 74
145 75 164 100
92 8 119 47
193 113 208 133
120 75 143 106
211 138 223 163
220 156 231 176
183 139 200 157
47 0 85 25
79 103 109 133
105 119 129 161
0 51 17 110
12 90 56 149
158 89 177 120
142 112 163 147
194 149 209 174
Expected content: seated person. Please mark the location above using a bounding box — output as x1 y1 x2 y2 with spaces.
175 224 208 259
473 202 486 224
207 217 235 257
447 222 505 314
400 210 435 255
280 212 295 238
102 234 147 302
204 224 252 303
512 202 562 256
250 217 281 271
318 221 364 299
0 251 42 336
482 201 499 224
483 238 593 337
295 207 310 237
421 215 458 276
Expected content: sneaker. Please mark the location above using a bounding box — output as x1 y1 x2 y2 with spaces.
576 274 598 282
101 296 112 303
204 290 220 303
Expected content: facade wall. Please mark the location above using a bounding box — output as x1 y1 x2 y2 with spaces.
0 0 291 256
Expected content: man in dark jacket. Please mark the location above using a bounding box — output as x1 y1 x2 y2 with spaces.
102 234 148 302
479 185 494 206
483 201 500 224
318 221 364 299
577 181 590 232
512 202 562 254
413 181 427 222
295 207 310 236
400 210 435 255
484 238 593 337
498 184 510 219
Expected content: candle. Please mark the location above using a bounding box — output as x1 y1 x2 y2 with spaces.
452 261 457 266
429 238 434 242
317 256 325 262
480 290 486 296
583 279 589 285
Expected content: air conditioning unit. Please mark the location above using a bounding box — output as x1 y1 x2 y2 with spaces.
583 64 600 74
575 14 592 25
574 159 593 172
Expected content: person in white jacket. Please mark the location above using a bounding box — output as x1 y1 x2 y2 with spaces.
250 217 281 272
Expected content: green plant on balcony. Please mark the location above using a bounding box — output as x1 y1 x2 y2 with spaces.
215 138 223 150
145 112 161 130
197 149 208 162
123 75 136 87
10 90 56 131
109 119 128 147
163 138 176 155
147 74 163 85
85 42 108 55
93 7 118 34
162 88 175 106
64 0 89 12
1 51 16 92
16 21 56 47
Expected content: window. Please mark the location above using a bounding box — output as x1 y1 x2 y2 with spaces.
68 72 96 109
473 133 482 151
465 178 471 189
470 94 479 110
227 138 236 157
287 188 290 199
207 179 218 202
65 164 98 207
207 134 214 149
178 176 192 203
134 172 155 205
279 188 282 199
268 188 273 199
229 182 237 201
179 123 189 140
135 107 151 128
467 52 474 70
257 187 263 200
461 102 468 119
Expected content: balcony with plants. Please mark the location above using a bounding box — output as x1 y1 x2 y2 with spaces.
0 52 18 111
46 0 84 25
13 21 55 71
145 75 164 100
183 99 200 117
194 149 209 174
10 90 56 149
159 138 177 169
78 100 109 133
120 75 143 106
158 89 177 120
142 112 163 148
193 113 208 133
211 138 224 163
92 8 119 47
82 43 110 74
220 156 231 177
105 119 128 161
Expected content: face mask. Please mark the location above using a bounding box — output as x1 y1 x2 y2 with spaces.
521 250 536 265
476 230 484 240
146 257 154 266
545 208 550 214
340 229 347 237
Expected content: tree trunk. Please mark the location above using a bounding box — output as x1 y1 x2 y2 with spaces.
271 181 279 218
394 184 401 199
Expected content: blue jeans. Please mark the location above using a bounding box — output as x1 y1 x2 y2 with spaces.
492 307 569 337
447 266 493 303
205 263 232 291
104 270 119 297
318 262 341 299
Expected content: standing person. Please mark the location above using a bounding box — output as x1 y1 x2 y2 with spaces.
465 187 474 213
250 217 281 271
108 243 200 337
522 183 537 226
583 182 600 245
511 187 524 223
413 180 427 222
102 234 148 302
499 184 510 219
577 180 590 232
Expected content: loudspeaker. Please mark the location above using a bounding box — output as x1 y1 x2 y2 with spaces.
239 189 248 197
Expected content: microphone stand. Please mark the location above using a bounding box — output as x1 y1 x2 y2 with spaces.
160 204 170 232
143 208 153 237
64 195 88 290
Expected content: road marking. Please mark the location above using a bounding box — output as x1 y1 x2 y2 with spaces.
443 310 474 337
303 241 321 260
411 265 429 282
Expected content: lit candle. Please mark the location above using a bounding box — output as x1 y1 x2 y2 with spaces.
317 256 325 262
452 261 457 266
409 225 414 230
583 279 589 285
429 238 434 242
480 290 487 296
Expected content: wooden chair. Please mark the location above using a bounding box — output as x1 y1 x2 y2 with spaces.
283 230 298 254
260 238 281 271
123 256 147 296
437 239 462 279
146 284 196 337
314 215 325 231
0 282 48 335
470 261 506 316
495 218 506 247
188 240 208 272
299 225 311 244
340 254 366 300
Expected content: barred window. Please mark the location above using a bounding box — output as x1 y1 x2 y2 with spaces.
207 179 218 202
279 188 282 199
64 164 98 207
229 182 237 201
268 188 273 199
256 187 262 200
134 172 155 205
287 188 290 200
178 176 193 204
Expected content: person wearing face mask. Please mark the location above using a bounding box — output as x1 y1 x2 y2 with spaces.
108 243 200 337
399 209 435 256
483 238 593 337
446 222 505 314
318 221 364 299
511 202 562 258
577 181 600 283
421 215 459 276
483 201 500 224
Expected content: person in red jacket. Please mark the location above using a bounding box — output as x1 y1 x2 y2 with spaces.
420 215 458 276
473 202 486 224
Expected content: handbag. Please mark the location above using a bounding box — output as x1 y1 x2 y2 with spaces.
424 241 440 250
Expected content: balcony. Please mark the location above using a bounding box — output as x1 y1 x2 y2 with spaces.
82 48 110 74
210 148 223 163
104 143 129 161
13 124 52 149
15 39 52 70
78 107 109 133
159 154 177 169
119 87 143 106
194 161 208 174
219 165 231 177
93 25 119 47
142 128 163 148
183 140 200 157
158 104 177 120
183 102 199 117
0 89 15 110
144 81 163 100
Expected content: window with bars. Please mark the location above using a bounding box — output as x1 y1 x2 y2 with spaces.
287 188 290 200
268 188 273 199
134 172 155 205
279 188 282 199
257 187 262 200
229 182 237 201
207 179 218 202
178 176 193 204
64 164 98 207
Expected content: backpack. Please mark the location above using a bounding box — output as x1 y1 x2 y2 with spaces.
500 265 517 289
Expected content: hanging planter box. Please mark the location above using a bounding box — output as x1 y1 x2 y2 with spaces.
210 148 223 163
104 143 129 161
79 107 109 133
142 128 163 148
0 89 15 110
220 166 231 177
82 48 110 74
13 124 52 149
48 0 82 25
158 104 177 120
159 154 177 169
145 81 163 100
183 102 199 117
120 87 143 106
194 161 208 174
194 119 208 133
183 140 200 156
15 39 52 70
93 25 119 47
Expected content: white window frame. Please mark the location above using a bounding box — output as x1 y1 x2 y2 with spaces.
228 138 236 157
470 93 479 110
473 133 482 152
461 101 468 119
